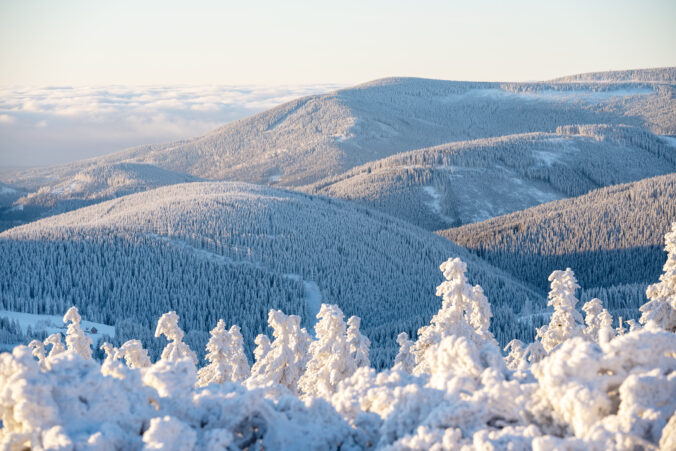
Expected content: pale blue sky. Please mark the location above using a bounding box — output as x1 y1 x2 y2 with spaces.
1 0 675 86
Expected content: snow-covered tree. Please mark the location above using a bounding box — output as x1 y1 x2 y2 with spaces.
154 311 197 364
346 316 370 368
412 258 496 375
252 334 271 364
44 333 66 359
581 298 615 344
197 320 231 387
63 306 92 360
393 332 415 373
640 222 676 332
504 339 527 371
299 304 355 399
28 340 46 370
536 268 585 352
227 325 250 382
249 310 310 393
118 340 151 369
197 320 250 387
100 342 118 363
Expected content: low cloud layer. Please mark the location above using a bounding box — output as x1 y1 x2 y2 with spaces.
0 84 341 167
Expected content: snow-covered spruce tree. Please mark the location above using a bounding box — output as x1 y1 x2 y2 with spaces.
100 342 118 364
249 310 310 394
154 311 197 364
346 316 370 368
581 298 615 344
393 332 415 373
28 340 47 370
504 339 527 371
63 306 92 360
44 333 66 358
252 334 271 364
118 340 151 369
197 320 231 387
640 222 676 332
197 320 250 387
299 304 356 399
536 268 585 353
412 257 496 375
226 325 250 382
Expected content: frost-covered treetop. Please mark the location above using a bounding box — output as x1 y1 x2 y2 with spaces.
641 222 676 332
155 311 184 343
154 311 197 364
537 268 585 352
63 306 92 360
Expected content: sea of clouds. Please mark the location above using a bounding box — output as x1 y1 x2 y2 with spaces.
0 84 341 167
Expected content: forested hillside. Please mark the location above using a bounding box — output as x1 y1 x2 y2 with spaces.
5 70 675 192
2 223 674 449
440 173 676 321
0 163 202 232
549 66 676 83
2 69 674 232
0 182 540 366
304 125 676 229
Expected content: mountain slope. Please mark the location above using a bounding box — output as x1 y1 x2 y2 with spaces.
439 173 676 320
5 70 675 192
549 66 676 83
303 125 676 229
0 182 540 366
0 163 202 233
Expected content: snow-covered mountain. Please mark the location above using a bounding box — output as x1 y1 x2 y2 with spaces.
0 163 202 232
2 68 674 231
0 182 540 366
439 172 676 321
5 68 675 191
303 125 676 229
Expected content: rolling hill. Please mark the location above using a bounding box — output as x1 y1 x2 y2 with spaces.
2 68 674 232
0 182 541 367
0 163 202 232
5 68 675 192
439 172 676 321
303 125 676 229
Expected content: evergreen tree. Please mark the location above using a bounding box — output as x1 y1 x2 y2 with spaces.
536 268 584 352
64 307 92 360
640 222 676 331
155 311 197 364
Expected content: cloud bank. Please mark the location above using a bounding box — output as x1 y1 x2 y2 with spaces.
0 84 341 167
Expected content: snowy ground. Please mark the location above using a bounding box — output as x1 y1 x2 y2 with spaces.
0 310 114 345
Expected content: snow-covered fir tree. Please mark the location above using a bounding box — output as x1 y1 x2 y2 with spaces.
226 325 250 382
249 310 310 393
43 333 66 359
198 320 250 387
412 257 496 375
154 311 197 364
640 222 676 332
393 332 415 373
298 304 356 398
118 340 151 369
63 307 92 360
536 268 585 352
197 320 231 387
581 298 615 344
346 316 370 369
